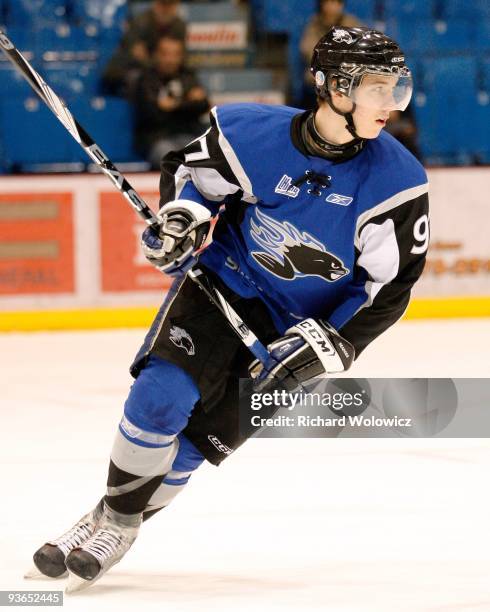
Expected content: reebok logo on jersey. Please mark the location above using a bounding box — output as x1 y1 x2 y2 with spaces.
274 175 300 198
169 326 195 356
325 193 353 206
250 208 349 283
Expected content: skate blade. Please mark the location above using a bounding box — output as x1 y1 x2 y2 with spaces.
65 571 95 594
24 566 68 580
65 559 122 594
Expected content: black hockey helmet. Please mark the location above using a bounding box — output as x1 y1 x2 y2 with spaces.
311 27 413 137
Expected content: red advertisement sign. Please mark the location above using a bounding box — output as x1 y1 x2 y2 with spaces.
187 22 248 50
99 191 173 293
0 192 74 295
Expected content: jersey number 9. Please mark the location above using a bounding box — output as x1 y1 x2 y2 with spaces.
411 214 429 255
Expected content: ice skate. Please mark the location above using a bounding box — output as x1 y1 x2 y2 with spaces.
65 502 141 593
25 499 104 580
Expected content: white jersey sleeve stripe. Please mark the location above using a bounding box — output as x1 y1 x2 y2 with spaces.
174 164 190 200
189 166 241 202
352 218 400 315
211 106 256 202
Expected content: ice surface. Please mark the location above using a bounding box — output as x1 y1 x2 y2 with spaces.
1 319 489 611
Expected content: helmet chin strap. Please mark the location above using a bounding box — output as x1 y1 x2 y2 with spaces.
325 92 361 140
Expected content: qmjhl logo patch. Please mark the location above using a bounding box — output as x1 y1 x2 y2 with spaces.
274 174 300 198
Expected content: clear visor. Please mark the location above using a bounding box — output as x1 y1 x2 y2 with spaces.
348 71 413 112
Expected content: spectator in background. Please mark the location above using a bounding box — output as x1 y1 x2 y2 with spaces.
103 0 187 98
300 0 363 107
300 0 363 65
133 35 210 169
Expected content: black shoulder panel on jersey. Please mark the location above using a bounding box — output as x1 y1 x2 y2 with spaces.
357 190 429 240
159 111 242 207
339 191 429 356
159 147 186 205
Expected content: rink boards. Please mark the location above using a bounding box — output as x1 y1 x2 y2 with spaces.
0 168 489 330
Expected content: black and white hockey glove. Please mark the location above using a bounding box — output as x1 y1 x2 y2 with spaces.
249 319 355 391
141 200 211 276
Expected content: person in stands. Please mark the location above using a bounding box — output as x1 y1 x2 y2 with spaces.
133 35 209 169
103 0 187 98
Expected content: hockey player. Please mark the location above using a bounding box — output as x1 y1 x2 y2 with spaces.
29 27 429 591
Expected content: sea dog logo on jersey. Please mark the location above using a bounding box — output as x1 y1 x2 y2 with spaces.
250 208 349 282
169 326 195 356
275 175 300 198
332 29 355 44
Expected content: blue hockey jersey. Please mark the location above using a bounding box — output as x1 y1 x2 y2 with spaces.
159 103 429 356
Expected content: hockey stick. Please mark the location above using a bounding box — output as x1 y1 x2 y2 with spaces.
0 30 270 365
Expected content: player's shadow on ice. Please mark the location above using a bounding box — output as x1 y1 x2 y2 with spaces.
70 571 300 598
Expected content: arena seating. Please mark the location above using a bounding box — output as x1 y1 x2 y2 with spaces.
5 0 68 27
70 96 143 164
413 56 478 164
0 97 84 169
252 0 490 165
0 0 488 170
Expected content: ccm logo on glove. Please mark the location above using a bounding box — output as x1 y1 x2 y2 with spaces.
297 320 336 355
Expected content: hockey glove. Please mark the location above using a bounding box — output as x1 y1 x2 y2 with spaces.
141 200 212 276
249 318 355 391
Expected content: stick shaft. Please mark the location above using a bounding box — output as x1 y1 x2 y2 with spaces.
188 269 270 364
0 30 269 364
0 30 158 228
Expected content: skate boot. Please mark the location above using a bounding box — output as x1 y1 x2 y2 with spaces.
26 499 104 579
65 502 141 593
